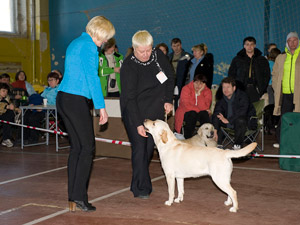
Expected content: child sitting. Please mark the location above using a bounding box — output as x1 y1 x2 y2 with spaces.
0 73 22 106
11 71 36 96
24 72 60 143
0 83 18 147
41 72 60 104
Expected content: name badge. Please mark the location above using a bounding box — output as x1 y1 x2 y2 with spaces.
156 71 168 84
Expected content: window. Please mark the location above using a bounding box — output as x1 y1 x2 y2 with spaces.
0 0 15 33
0 0 27 36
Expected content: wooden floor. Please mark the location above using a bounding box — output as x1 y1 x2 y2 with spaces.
0 133 299 225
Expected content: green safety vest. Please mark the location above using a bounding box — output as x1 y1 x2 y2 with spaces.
282 46 300 94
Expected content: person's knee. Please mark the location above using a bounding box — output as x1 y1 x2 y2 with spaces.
184 111 197 119
198 110 210 123
6 110 15 121
235 117 247 127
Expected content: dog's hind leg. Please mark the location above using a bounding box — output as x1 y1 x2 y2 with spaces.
165 174 175 206
212 177 238 213
174 177 184 203
224 196 233 206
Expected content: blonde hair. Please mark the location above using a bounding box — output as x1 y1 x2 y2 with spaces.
192 43 208 55
132 30 153 48
86 16 115 42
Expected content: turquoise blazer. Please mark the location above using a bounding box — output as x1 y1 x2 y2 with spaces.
59 32 105 109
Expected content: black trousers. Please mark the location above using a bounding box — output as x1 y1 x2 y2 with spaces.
122 113 154 197
216 116 247 145
276 94 294 143
183 110 210 139
56 92 95 202
0 109 14 140
246 84 260 103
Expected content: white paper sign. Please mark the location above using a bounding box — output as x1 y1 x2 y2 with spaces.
156 71 168 84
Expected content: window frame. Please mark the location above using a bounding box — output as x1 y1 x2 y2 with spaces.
0 0 27 38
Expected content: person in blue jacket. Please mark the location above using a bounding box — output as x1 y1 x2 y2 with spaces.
41 72 60 104
56 16 115 212
24 72 60 143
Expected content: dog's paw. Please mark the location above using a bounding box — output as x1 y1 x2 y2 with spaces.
164 200 173 206
224 199 232 206
229 207 237 213
174 196 183 203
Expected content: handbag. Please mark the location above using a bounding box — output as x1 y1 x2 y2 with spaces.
110 78 116 88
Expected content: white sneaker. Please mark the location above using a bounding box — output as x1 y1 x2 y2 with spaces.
273 143 279 148
2 139 14 148
174 132 185 140
233 144 241 150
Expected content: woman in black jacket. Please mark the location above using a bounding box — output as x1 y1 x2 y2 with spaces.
187 43 214 88
120 30 174 199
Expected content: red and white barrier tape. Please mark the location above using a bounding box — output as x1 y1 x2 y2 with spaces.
0 119 67 136
252 152 300 159
95 137 131 146
0 119 131 146
1 120 300 154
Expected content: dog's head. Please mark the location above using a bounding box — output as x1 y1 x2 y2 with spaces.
144 119 174 145
197 123 215 139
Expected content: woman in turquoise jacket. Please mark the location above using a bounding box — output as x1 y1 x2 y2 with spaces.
56 16 115 212
99 37 123 97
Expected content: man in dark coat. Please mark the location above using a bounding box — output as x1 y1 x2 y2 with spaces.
228 36 270 103
212 77 257 149
168 38 192 110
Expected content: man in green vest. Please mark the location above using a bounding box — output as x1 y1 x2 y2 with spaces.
272 31 300 148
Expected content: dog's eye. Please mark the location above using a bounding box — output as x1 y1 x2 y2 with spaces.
153 122 155 126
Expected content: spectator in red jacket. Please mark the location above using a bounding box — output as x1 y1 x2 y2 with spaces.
175 74 212 138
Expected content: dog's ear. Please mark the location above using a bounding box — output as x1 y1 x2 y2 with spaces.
161 129 168 144
197 128 202 137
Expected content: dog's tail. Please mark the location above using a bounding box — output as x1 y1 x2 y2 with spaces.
225 143 257 159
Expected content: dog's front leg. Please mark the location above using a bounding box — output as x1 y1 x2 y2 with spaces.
174 177 184 203
165 174 175 206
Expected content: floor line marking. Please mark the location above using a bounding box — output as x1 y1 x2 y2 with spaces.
0 203 65 216
0 158 107 186
22 175 166 225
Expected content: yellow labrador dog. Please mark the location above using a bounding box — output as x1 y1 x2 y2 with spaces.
144 119 257 213
182 123 217 147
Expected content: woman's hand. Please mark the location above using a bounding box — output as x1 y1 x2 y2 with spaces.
206 109 212 115
99 108 108 125
164 103 173 115
7 103 15 110
114 67 121 73
15 95 22 100
137 125 148 137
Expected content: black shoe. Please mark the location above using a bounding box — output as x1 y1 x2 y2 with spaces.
136 194 150 199
73 200 96 212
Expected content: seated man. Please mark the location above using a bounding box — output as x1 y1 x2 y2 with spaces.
212 77 257 149
175 74 212 139
0 83 17 147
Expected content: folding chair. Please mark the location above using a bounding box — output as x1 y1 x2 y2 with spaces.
221 99 265 152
